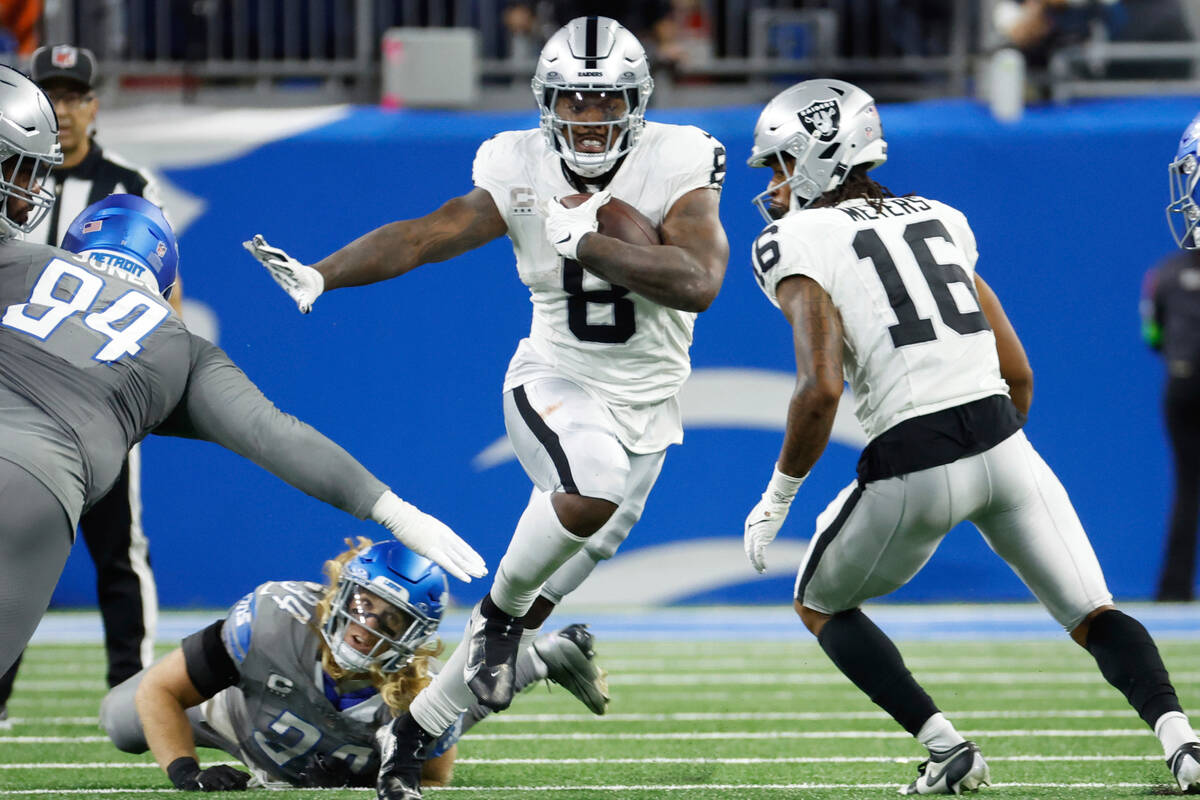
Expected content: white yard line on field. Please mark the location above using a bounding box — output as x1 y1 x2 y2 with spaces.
606 671 1200 685
0 781 1178 795
1 709 1144 726
0 754 1165 769
15 671 1200 693
0 728 1162 744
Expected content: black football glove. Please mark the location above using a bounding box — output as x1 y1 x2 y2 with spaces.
167 757 251 791
298 751 372 788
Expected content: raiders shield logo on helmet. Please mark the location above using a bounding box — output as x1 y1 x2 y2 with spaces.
798 99 840 142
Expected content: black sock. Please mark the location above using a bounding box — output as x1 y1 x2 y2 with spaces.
1085 609 1183 729
817 608 938 736
481 592 517 622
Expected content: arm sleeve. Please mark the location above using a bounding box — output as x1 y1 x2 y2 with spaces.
153 335 388 518
181 620 241 699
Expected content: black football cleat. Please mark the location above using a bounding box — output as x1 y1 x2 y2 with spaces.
534 623 610 715
464 595 525 712
375 713 436 800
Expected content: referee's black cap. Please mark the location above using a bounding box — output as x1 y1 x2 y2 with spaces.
30 45 97 92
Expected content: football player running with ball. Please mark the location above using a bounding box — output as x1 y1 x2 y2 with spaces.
245 16 728 798
741 79 1200 795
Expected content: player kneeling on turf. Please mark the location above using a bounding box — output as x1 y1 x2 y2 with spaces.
99 539 608 791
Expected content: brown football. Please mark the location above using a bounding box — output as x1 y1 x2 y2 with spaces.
560 194 662 246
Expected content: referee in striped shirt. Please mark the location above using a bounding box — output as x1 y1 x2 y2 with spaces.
0 45 176 724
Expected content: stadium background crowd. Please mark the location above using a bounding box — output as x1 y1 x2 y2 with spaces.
2 0 1195 109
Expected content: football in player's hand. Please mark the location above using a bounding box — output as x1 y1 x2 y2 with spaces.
561 194 662 246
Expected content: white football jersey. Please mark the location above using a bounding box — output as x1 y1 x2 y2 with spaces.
752 196 1011 441
473 122 726 412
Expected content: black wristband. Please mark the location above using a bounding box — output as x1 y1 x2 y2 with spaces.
166 756 200 789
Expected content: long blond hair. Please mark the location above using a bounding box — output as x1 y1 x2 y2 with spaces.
314 537 444 714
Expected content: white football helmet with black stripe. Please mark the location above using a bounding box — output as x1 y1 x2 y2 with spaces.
531 16 654 179
748 79 886 222
0 65 61 238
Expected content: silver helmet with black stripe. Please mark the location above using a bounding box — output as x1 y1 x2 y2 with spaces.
748 79 886 222
0 65 61 238
531 16 654 178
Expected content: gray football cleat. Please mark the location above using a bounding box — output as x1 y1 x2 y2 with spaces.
0 706 10 731
899 740 990 795
1169 741 1200 793
534 624 610 715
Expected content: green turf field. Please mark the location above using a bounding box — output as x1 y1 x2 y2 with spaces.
2 634 1198 798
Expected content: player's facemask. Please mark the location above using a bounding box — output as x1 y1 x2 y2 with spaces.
544 89 636 178
752 150 808 223
1168 152 1200 250
0 153 57 234
322 584 431 674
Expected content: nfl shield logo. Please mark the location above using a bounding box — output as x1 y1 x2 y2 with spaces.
51 46 78 69
156 241 167 258
81 220 102 233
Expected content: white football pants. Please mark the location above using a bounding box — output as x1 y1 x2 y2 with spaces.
503 378 666 603
796 430 1113 630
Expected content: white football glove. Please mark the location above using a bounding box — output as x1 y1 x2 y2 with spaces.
744 465 807 573
544 191 610 260
243 234 325 314
370 491 487 583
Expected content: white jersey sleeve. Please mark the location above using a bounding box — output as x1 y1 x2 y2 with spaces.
749 217 829 308
752 196 1010 441
658 125 727 210
472 133 526 222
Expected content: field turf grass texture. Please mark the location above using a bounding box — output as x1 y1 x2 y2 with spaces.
3 613 1199 799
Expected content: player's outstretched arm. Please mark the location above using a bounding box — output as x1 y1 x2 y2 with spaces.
745 275 842 573
135 649 251 791
571 187 728 312
155 338 487 582
246 189 506 312
975 273 1033 416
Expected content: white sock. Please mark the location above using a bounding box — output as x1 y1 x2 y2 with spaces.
491 491 587 618
916 712 966 753
409 615 480 736
1155 711 1200 759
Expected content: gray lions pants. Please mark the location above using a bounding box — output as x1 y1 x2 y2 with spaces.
0 458 72 675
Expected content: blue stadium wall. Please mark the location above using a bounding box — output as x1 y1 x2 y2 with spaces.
51 96 1195 610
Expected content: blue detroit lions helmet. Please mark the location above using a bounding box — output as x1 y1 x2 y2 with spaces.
62 194 179 298
321 541 448 674
1167 111 1200 250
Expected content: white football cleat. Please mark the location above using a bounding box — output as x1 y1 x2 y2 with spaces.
899 740 990 795
1169 741 1200 793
